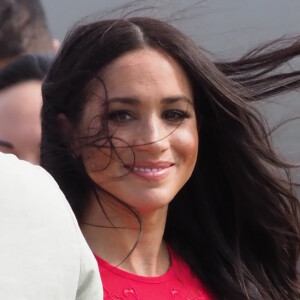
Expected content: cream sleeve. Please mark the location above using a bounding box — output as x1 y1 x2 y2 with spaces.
0 153 103 300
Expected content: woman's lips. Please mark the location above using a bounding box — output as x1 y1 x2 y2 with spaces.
124 162 174 181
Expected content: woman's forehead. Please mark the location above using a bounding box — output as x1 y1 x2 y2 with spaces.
93 48 193 100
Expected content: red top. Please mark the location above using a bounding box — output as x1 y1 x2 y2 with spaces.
94 247 212 300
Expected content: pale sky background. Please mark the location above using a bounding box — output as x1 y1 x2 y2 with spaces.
42 0 300 56
41 0 300 180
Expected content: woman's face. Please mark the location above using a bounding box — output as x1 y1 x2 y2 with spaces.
0 81 42 165
77 48 198 213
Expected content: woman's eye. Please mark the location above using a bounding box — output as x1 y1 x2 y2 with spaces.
108 110 132 122
162 110 189 122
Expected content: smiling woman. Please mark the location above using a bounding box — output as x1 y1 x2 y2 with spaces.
41 17 300 300
72 49 198 214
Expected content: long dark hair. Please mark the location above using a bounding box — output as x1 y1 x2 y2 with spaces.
40 17 300 299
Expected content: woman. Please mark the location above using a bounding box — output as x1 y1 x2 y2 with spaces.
0 54 52 164
41 17 300 299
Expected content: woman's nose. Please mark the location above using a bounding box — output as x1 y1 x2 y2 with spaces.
133 117 169 154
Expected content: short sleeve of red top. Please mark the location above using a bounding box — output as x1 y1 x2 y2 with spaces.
94 247 212 300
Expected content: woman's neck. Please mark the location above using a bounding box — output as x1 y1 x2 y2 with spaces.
80 193 170 276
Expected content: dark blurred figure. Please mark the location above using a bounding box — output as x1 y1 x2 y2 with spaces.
0 0 59 68
0 54 52 164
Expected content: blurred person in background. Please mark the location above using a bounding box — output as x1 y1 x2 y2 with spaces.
0 54 52 164
0 0 59 69
0 152 103 300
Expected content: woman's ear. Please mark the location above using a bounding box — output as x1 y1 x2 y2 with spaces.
57 113 81 158
57 113 73 135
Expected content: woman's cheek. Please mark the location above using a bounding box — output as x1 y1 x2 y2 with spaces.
172 125 198 161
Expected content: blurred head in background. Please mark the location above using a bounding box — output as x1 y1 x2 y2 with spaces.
0 0 58 68
0 54 52 164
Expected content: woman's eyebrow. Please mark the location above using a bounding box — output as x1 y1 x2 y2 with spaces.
108 97 140 105
108 96 193 105
0 140 14 149
161 96 193 106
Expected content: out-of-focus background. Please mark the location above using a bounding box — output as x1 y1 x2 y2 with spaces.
42 0 300 180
